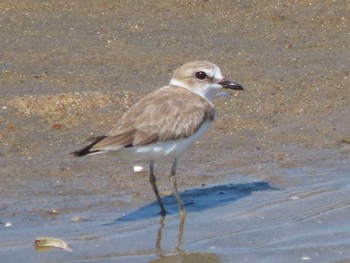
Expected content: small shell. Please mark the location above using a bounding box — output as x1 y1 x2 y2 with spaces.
34 237 72 252
133 165 144 172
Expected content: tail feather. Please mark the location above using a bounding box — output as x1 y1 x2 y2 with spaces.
70 135 107 157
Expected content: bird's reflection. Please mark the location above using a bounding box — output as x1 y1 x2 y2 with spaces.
155 216 166 253
150 252 221 263
155 215 185 253
152 215 221 263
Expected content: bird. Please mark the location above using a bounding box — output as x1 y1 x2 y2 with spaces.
71 61 244 217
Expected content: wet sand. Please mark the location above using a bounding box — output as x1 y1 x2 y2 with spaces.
1 1 349 262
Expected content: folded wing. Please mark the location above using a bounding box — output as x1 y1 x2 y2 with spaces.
71 86 215 156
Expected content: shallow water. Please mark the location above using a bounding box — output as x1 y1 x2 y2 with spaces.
2 154 350 262
1 1 350 262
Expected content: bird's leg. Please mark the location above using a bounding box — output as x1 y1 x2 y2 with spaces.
169 158 185 216
149 161 167 216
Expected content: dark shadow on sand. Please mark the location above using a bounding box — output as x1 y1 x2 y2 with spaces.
104 181 277 225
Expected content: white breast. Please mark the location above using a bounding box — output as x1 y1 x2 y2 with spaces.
116 120 213 161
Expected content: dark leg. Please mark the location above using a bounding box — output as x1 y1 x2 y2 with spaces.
169 158 185 216
149 161 166 216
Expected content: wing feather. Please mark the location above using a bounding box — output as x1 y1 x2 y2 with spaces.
87 86 215 153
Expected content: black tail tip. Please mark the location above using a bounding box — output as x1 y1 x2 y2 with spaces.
70 135 106 157
70 148 101 157
70 150 85 157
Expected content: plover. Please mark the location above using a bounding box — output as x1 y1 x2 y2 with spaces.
71 61 243 217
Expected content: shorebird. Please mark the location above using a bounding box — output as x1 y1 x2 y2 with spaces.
71 61 243 217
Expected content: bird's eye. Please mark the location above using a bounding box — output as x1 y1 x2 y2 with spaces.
195 71 207 80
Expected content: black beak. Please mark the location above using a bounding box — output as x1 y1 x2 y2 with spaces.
219 78 244 90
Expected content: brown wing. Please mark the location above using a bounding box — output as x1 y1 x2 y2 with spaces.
72 86 215 156
75 86 215 155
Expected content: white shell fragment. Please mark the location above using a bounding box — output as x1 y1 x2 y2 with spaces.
133 165 144 172
34 237 72 252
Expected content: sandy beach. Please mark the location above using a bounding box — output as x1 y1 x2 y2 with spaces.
1 1 349 262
